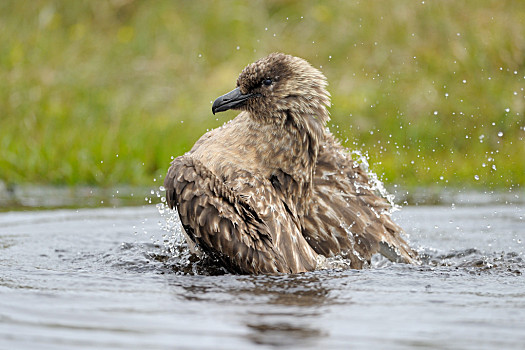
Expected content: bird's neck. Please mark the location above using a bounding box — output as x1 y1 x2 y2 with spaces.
250 109 327 205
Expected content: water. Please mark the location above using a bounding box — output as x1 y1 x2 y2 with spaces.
1 198 524 349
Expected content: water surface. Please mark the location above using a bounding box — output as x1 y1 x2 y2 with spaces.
0 197 524 349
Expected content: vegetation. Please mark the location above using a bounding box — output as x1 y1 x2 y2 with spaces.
1 1 524 191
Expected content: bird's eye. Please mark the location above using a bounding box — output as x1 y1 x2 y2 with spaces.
262 78 272 86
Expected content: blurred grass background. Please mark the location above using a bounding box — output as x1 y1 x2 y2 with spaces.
1 0 524 191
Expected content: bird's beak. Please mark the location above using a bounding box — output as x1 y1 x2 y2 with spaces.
212 87 259 114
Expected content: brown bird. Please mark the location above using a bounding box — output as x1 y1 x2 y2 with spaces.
164 53 418 274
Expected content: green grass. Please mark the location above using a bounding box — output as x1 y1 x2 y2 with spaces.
1 1 524 190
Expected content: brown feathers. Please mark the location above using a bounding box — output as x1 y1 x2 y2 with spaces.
164 53 418 274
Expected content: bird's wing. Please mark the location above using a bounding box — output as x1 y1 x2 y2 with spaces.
303 134 418 267
164 155 317 274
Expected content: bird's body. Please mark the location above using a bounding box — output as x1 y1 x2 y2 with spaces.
165 53 418 274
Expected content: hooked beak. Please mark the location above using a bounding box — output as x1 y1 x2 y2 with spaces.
212 87 260 114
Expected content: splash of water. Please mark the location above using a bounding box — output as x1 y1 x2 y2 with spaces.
349 149 400 214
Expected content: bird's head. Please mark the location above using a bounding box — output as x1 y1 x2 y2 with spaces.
212 53 331 126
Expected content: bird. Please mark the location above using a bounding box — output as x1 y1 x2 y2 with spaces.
164 52 418 274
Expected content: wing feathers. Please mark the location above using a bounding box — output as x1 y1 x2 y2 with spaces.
303 133 418 266
164 156 317 274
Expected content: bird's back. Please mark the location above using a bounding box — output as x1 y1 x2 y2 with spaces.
303 131 418 267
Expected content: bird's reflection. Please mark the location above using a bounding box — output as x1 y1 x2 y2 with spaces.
242 273 332 348
169 270 349 347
